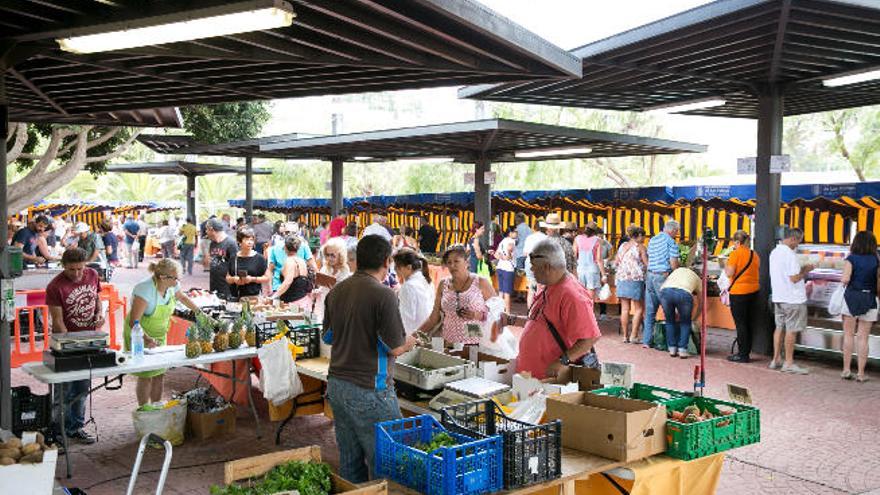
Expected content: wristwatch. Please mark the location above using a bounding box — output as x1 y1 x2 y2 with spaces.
559 353 571 366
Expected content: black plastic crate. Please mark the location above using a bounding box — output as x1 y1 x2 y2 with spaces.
254 321 321 359
11 386 51 435
441 399 562 489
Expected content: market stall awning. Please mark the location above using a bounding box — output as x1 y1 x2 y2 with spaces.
136 133 320 157
258 118 706 160
459 0 880 118
2 0 581 123
106 161 272 177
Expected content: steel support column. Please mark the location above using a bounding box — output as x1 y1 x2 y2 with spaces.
331 159 344 218
474 158 492 231
0 68 10 429
753 84 784 355
244 157 254 220
186 174 197 224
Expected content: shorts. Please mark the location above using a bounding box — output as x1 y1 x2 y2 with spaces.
497 269 515 294
842 297 880 322
616 280 645 301
773 303 807 332
577 269 601 290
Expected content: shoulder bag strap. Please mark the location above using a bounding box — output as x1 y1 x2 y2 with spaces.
536 290 570 357
729 251 754 289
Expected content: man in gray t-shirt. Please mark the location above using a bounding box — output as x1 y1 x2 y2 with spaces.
250 214 273 255
324 235 416 483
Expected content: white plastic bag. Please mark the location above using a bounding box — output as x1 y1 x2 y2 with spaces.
132 399 187 446
827 284 846 316
257 337 302 406
480 326 519 360
597 283 611 301
508 392 546 425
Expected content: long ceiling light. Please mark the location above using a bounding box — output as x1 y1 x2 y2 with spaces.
395 157 454 164
645 97 726 114
57 1 295 54
823 69 880 87
515 147 592 159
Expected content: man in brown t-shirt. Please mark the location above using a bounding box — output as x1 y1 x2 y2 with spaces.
324 235 416 483
46 247 103 444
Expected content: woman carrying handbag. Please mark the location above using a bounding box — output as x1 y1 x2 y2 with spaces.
725 230 760 363
839 231 877 383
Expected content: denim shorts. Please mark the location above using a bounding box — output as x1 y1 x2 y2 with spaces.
616 280 645 301
497 269 515 294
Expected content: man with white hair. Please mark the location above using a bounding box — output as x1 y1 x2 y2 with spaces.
362 215 392 241
502 239 601 379
643 220 681 348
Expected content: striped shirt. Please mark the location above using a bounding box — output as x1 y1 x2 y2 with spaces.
646 232 679 273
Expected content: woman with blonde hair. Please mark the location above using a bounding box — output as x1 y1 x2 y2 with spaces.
320 237 351 282
125 259 202 405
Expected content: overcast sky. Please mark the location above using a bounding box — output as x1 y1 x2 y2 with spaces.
265 1 763 181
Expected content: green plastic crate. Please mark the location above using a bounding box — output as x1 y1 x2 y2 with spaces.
665 396 760 460
590 383 691 407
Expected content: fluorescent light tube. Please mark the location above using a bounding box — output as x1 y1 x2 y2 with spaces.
645 98 726 114
395 157 454 164
353 156 374 161
823 69 880 87
515 147 592 159
57 2 295 54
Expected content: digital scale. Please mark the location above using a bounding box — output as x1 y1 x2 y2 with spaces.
428 377 511 411
43 330 118 372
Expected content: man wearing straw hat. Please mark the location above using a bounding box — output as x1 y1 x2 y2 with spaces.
540 213 577 276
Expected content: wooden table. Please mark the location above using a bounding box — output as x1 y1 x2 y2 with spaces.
385 448 621 495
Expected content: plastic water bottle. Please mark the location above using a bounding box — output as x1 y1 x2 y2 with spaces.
131 320 145 363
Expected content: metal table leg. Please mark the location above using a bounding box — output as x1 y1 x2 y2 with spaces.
55 382 72 478
246 364 261 439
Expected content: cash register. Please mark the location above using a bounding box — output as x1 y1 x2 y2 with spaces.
43 330 118 372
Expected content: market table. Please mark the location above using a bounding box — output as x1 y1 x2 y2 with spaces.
21 346 261 477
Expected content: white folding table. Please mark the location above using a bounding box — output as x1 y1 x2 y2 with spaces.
21 347 260 477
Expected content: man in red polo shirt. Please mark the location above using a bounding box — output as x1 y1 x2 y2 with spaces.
502 239 601 379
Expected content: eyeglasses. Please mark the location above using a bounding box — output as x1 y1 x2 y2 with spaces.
529 254 546 261
159 275 179 281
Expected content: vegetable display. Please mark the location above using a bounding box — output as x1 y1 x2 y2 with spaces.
668 403 735 426
413 432 457 453
0 433 52 465
210 460 332 495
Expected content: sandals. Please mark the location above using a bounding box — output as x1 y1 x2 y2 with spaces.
856 375 870 383
841 371 854 380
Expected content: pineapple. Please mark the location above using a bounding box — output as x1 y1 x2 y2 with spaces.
213 325 229 352
228 324 243 349
245 327 256 347
185 325 202 358
199 324 214 354
242 301 256 347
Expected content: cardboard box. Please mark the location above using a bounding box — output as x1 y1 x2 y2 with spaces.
450 350 516 385
187 405 236 441
559 366 602 391
545 392 667 462
511 366 601 400
0 430 58 495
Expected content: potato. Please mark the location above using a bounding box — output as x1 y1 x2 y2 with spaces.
0 448 21 460
0 456 15 466
19 452 43 464
21 443 41 456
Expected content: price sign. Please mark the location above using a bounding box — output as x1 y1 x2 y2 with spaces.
463 172 475 185
484 171 496 185
727 383 752 404
600 362 633 388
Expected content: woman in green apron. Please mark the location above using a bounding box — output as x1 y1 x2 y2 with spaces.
125 259 202 405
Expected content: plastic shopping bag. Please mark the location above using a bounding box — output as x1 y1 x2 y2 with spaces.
257 337 302 406
132 398 187 446
828 285 846 316
597 283 611 301
508 392 546 425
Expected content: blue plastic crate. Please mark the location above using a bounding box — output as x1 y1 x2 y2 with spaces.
375 415 503 495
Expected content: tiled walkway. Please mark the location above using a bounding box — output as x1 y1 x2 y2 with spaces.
11 261 878 494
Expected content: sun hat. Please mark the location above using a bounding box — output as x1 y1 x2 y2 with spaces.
74 222 90 234
540 213 565 229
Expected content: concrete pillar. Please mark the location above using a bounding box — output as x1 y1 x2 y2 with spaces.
331 159 344 217
752 84 784 355
474 158 492 230
245 156 253 220
186 174 197 224
0 69 10 429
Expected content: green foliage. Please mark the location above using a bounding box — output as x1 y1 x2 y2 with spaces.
210 460 332 495
414 432 457 453
181 101 271 144
12 124 131 176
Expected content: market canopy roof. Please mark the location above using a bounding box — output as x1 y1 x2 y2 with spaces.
257 118 707 161
2 0 581 123
106 160 272 177
136 132 319 157
17 106 183 127
460 0 880 118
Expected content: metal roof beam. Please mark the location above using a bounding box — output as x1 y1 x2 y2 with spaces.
768 0 792 81
42 53 272 101
584 58 756 91
8 68 68 115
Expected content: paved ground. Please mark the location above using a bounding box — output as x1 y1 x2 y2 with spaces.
11 258 880 494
